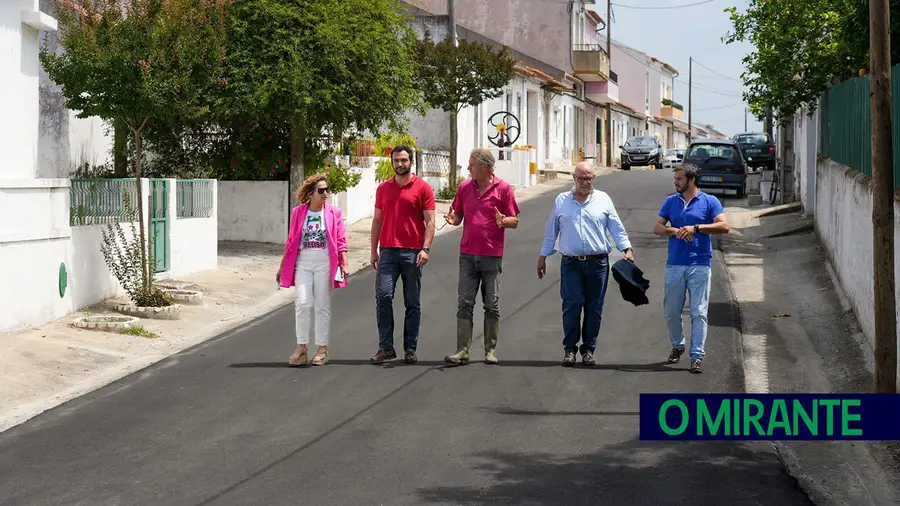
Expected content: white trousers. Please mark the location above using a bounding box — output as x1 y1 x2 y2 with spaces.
294 249 331 346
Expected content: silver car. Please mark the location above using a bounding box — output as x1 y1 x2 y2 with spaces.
662 148 685 170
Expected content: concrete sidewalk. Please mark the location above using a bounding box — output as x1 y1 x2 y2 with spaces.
720 201 900 506
0 172 597 434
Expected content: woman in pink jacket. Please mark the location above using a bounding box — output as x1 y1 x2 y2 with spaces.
277 173 349 366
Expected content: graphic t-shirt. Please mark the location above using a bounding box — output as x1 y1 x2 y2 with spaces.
301 210 328 251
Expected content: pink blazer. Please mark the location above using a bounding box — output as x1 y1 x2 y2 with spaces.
279 203 349 289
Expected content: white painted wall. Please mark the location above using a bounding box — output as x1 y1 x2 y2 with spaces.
486 148 532 188
0 178 73 333
792 105 819 217
68 223 134 310
330 166 377 225
38 0 113 178
218 168 377 245
815 159 900 389
169 179 218 277
1 1 55 180
218 181 289 244
0 177 138 333
1 177 219 333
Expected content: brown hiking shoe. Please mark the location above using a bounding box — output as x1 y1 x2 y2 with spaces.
667 347 685 364
690 359 703 374
404 349 418 364
370 348 396 364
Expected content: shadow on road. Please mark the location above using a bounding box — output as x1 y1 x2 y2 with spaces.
707 301 742 330
227 360 682 372
414 440 814 505
484 407 640 416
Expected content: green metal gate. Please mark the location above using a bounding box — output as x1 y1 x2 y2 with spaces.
149 179 169 273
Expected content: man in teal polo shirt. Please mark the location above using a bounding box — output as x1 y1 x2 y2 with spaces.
653 164 730 373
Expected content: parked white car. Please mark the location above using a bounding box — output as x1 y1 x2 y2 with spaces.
662 148 685 170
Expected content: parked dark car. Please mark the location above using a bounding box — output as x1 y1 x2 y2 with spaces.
683 138 748 198
619 136 662 170
732 132 775 171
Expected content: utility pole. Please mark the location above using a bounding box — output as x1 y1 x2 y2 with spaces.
687 57 692 142
446 0 459 186
870 0 897 393
744 108 748 132
605 0 612 168
448 0 458 46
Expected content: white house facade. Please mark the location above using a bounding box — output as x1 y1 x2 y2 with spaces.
1 2 218 333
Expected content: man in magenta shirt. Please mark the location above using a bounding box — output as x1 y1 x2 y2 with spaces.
443 148 520 365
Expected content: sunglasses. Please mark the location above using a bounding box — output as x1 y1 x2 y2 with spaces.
316 187 329 195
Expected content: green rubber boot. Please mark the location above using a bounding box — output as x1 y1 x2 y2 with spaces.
445 318 473 365
484 316 500 364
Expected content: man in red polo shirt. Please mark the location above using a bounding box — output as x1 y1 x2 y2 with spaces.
443 148 520 365
369 145 437 364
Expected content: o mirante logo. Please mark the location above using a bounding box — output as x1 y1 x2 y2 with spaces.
639 394 900 441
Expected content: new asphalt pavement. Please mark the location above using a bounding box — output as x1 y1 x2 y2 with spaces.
0 170 813 505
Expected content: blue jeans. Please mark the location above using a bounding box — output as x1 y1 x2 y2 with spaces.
663 265 712 361
560 256 610 353
375 248 422 351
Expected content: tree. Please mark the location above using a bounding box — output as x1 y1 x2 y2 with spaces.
221 0 420 198
414 35 516 189
723 0 900 125
41 0 229 303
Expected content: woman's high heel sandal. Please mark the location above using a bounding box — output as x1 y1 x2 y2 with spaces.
289 346 308 366
312 347 328 366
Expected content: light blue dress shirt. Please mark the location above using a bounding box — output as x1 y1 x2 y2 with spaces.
540 188 632 257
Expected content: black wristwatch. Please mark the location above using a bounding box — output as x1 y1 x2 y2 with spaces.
422 247 431 254
694 225 700 233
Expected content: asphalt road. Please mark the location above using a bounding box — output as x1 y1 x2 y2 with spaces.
0 170 812 506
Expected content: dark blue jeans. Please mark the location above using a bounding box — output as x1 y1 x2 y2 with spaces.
375 248 422 351
560 255 610 354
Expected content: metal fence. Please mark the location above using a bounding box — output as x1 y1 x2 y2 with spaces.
69 178 139 226
420 150 452 176
176 179 214 218
819 63 900 189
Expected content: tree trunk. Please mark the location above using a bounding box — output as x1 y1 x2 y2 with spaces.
449 108 459 189
132 126 149 295
114 119 128 177
290 116 307 207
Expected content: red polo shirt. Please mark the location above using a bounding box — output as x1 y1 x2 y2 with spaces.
451 177 520 257
375 175 436 249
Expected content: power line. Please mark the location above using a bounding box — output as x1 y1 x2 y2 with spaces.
615 42 740 96
599 36 741 130
611 0 715 8
675 78 741 96
675 78 742 97
693 103 746 112
690 59 743 83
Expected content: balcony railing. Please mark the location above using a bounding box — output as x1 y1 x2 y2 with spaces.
572 44 610 81
573 43 605 52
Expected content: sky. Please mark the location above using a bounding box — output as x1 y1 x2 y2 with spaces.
589 0 763 137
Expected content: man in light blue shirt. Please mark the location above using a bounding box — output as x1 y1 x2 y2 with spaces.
537 162 634 367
